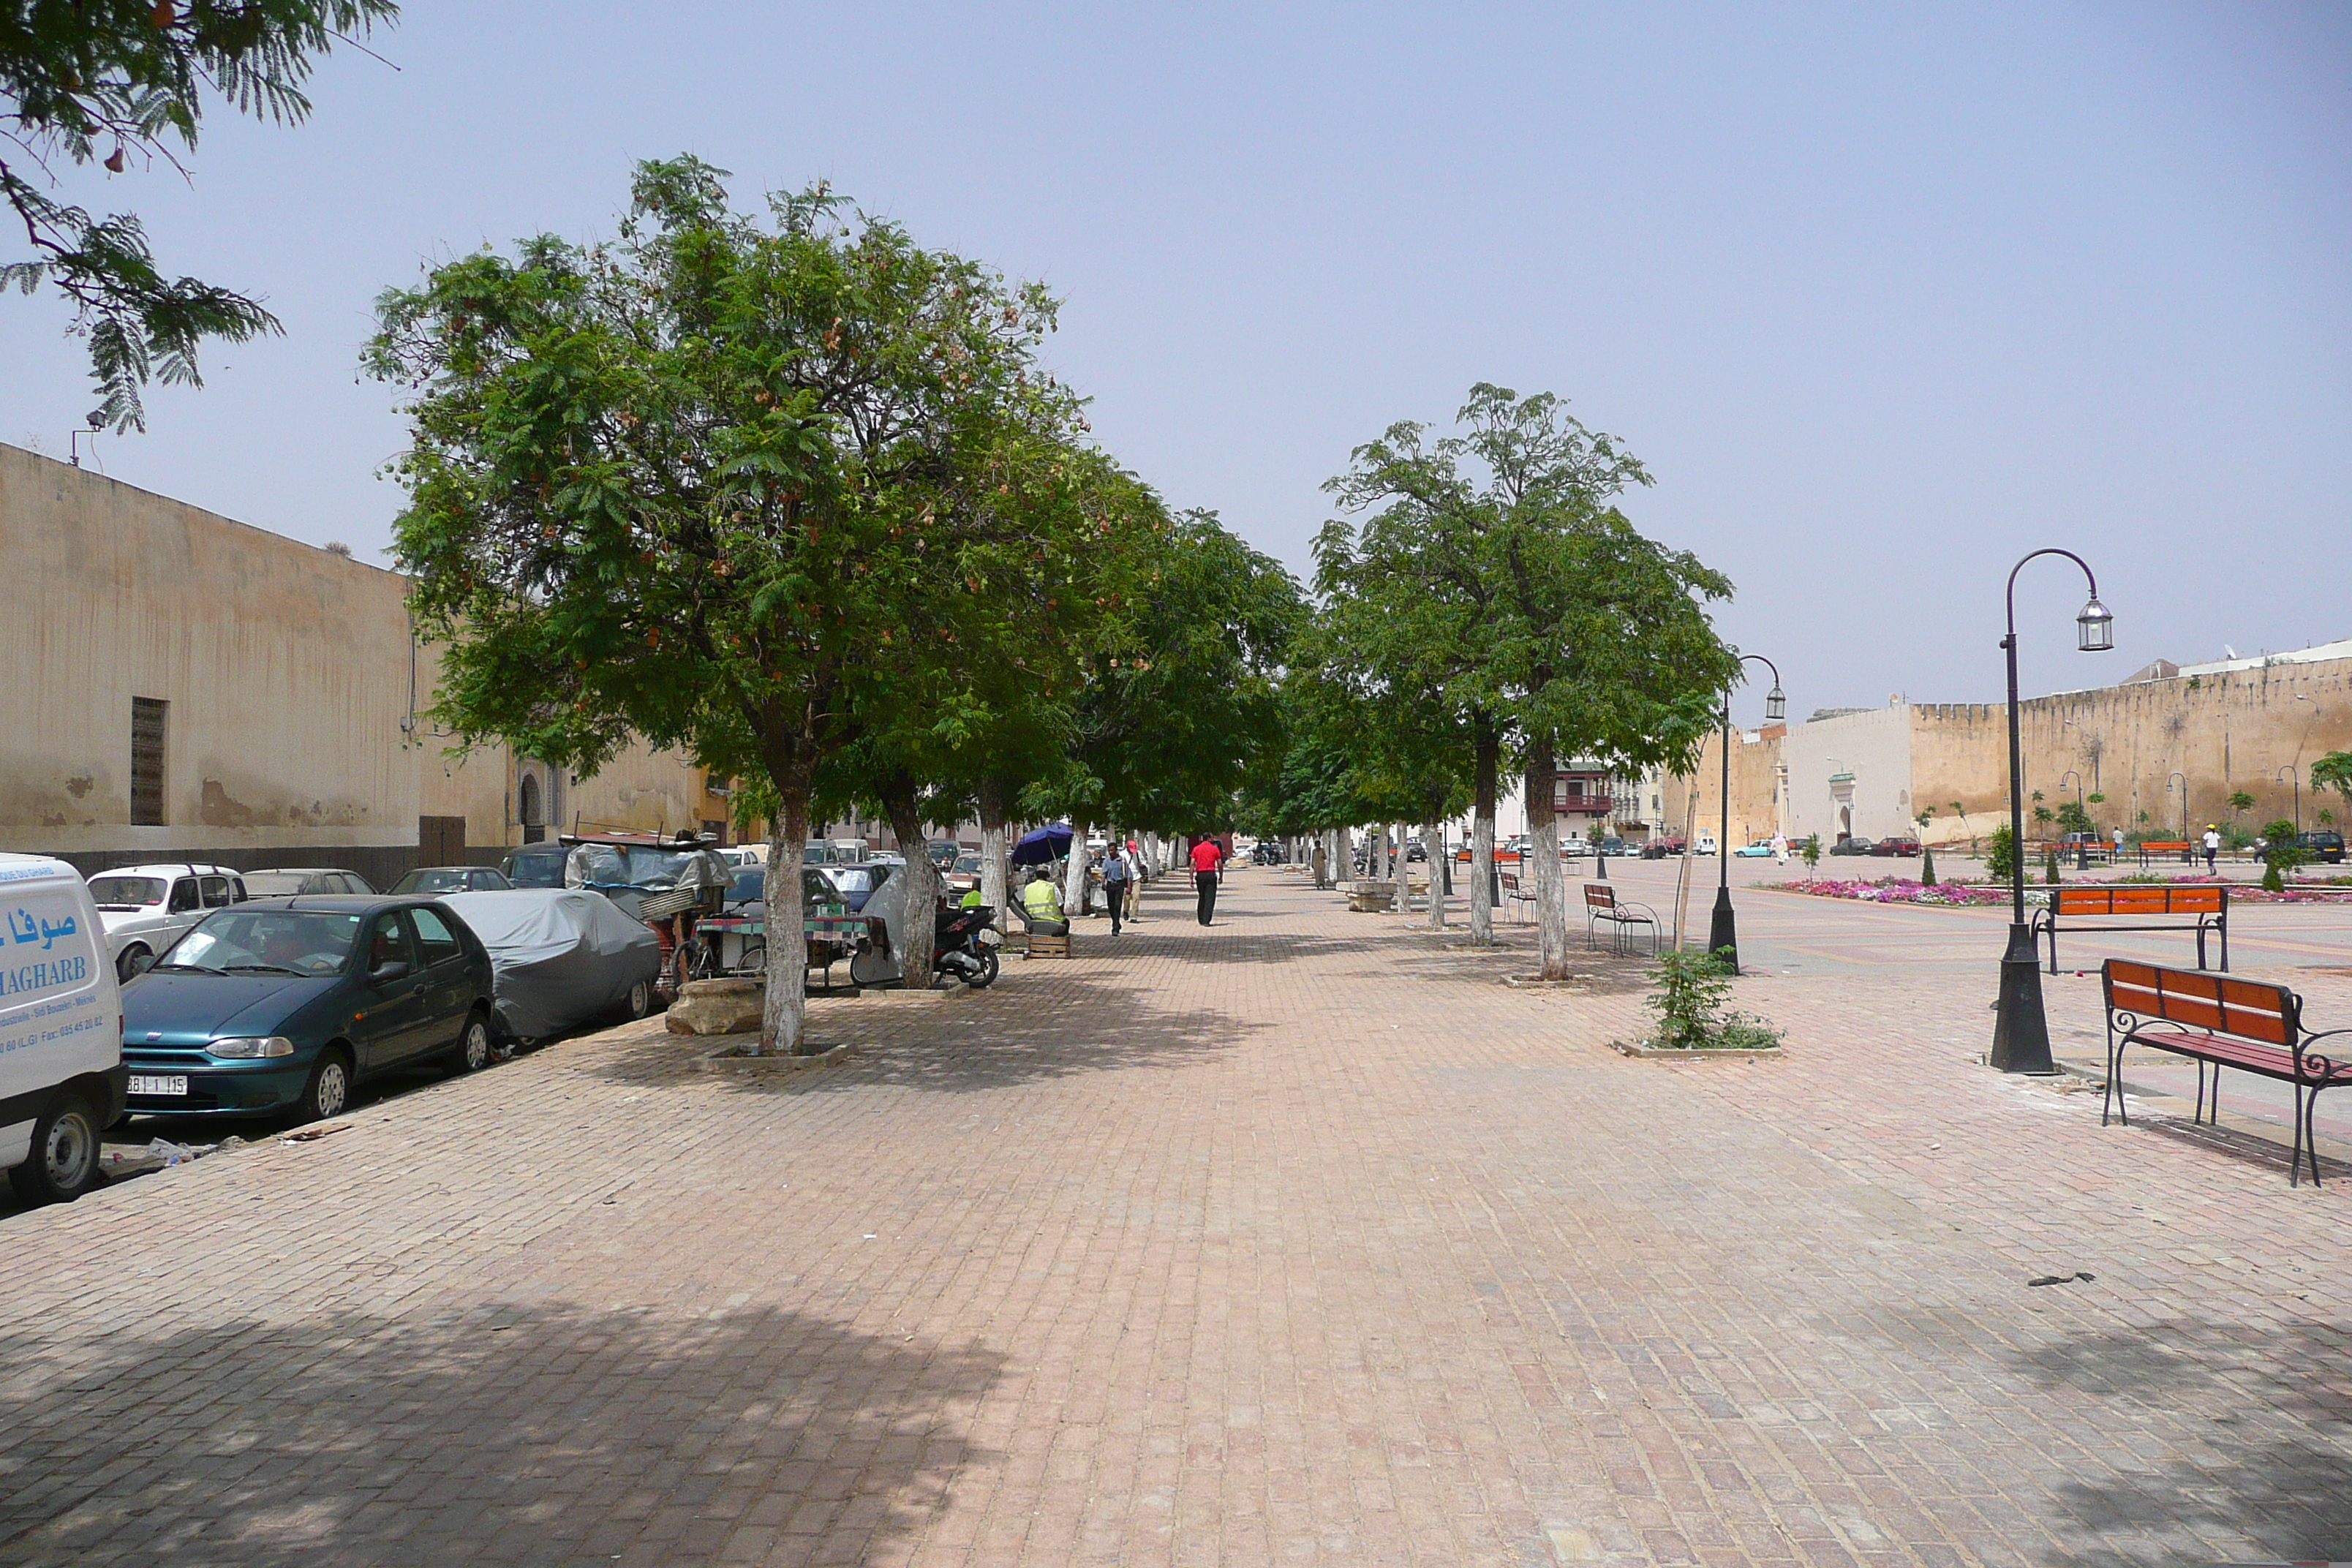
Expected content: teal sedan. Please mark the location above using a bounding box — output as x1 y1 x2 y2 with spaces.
120 897 497 1123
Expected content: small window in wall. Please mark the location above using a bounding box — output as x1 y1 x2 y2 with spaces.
131 697 168 826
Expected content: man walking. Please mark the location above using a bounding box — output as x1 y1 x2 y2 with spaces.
1190 834 1225 926
2202 823 2221 874
1102 843 1131 935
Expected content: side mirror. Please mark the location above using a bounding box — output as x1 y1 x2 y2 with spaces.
370 960 411 985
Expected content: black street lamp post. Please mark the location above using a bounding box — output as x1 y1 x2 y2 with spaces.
2168 771 2187 845
2278 765 2301 836
1991 549 2115 1074
1707 654 1785 973
2058 769 2087 868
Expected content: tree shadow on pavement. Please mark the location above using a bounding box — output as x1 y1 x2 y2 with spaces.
2009 1316 2352 1561
0 1301 998 1567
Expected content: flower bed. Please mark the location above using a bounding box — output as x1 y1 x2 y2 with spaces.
1774 876 2352 906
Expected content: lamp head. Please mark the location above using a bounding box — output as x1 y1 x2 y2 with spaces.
1765 684 1787 721
2076 595 2115 652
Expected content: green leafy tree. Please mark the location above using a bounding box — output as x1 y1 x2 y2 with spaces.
2227 789 2255 823
371 157 1089 1053
1917 808 1937 886
3 0 396 429
1986 822 2017 881
1799 834 1821 881
1324 385 1737 978
2313 753 2352 822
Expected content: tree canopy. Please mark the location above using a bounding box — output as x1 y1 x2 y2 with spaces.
2 0 396 429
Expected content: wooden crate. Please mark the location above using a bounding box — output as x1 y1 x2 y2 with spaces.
1025 932 1073 959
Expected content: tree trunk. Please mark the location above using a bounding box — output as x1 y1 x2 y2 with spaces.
1469 724 1498 946
1426 820 1446 928
880 779 938 989
1527 738 1569 979
762 772 812 1055
979 777 1009 923
1063 818 1090 921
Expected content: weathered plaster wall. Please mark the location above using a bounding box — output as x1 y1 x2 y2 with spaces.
1662 724 1788 849
0 443 421 856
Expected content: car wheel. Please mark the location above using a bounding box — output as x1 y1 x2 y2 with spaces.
298 1049 352 1124
115 945 151 985
625 979 655 1019
451 1014 494 1074
8 1090 100 1205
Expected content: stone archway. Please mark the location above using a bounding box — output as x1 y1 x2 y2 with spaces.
1839 804 1852 842
519 773 544 843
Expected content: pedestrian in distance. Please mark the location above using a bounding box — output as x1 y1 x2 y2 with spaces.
1102 843 1131 935
2202 823 2221 875
1191 835 1225 926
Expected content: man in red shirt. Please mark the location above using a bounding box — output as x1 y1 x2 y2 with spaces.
1189 835 1225 927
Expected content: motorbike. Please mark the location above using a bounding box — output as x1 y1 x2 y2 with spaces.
932 903 1001 989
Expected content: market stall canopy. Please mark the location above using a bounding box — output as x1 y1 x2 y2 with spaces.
1010 823 1075 867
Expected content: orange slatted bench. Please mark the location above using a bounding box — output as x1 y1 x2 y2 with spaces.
2102 959 2351 1186
2035 883 2227 975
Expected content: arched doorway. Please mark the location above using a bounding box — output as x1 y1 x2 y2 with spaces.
1838 804 1852 842
518 774 543 843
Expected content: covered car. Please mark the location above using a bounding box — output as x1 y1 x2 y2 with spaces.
438 889 663 1045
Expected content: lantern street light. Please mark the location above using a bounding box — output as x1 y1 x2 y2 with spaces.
1992 550 2116 1073
1706 653 1784 973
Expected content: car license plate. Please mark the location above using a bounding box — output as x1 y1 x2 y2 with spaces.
128 1074 187 1096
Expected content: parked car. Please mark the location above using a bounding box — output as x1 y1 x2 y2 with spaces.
2255 830 2347 864
1829 837 1876 856
87 863 248 983
1641 837 1687 859
1694 834 1719 856
927 841 963 869
439 889 664 1047
717 845 768 867
119 895 498 1123
0 853 127 1202
1733 840 1776 858
241 867 377 897
1595 837 1631 857
502 843 569 888
944 855 985 894
818 862 897 914
392 865 513 894
1869 836 1922 857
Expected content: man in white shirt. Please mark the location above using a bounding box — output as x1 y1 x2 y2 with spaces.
2201 825 2221 874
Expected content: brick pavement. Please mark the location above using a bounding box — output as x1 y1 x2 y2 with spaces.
0 867 2346 1567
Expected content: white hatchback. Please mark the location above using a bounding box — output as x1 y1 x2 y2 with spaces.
85 863 248 983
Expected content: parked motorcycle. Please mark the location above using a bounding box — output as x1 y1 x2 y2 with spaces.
933 904 1001 989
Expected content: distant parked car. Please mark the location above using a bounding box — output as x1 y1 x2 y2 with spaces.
119 895 498 1123
1733 841 1776 858
87 863 248 983
1694 834 1718 856
391 865 513 894
1869 837 1922 857
502 843 569 888
944 855 985 894
1641 837 1686 859
1595 837 1631 856
1829 837 1876 856
241 868 377 897
2255 830 2346 864
818 862 896 913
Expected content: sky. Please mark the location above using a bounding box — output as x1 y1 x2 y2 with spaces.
4 2 2347 719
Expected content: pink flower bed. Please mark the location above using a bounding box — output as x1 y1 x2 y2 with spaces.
1775 876 2352 907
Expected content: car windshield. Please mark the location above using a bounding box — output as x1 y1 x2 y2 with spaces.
88 875 167 908
397 868 472 893
506 853 565 888
158 909 363 976
240 872 313 896
955 857 981 874
728 867 764 902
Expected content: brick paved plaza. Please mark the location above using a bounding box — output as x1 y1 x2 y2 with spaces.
2 864 2349 1567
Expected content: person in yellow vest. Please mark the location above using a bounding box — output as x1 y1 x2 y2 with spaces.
1019 869 1068 936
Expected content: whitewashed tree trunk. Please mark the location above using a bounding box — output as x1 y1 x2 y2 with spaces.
761 785 810 1055
1426 821 1446 928
979 781 1009 927
1528 747 1570 979
1063 819 1090 919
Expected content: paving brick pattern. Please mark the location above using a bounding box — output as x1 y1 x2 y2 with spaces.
0 867 2347 1566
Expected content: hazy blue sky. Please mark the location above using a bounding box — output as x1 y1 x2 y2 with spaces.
4 3 2345 715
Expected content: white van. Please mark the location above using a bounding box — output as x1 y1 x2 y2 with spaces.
0 854 126 1203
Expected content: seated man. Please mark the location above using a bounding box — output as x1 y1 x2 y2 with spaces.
1018 870 1068 936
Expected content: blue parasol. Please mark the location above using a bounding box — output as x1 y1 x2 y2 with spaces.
1009 823 1074 867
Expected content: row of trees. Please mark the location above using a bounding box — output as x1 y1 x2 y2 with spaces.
372 159 1299 1053
1246 386 1741 980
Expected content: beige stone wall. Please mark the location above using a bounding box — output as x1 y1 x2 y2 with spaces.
0 443 422 856
1661 725 1789 849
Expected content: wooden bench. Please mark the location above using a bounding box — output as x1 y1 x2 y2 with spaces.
1497 870 1537 924
2136 839 2194 867
2035 884 2227 974
2103 959 2351 1186
1584 882 1659 956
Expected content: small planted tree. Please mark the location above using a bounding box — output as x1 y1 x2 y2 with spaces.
1986 823 2018 882
1799 834 1821 881
1644 949 1779 1050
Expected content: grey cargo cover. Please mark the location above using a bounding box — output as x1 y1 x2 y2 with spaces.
442 889 663 1040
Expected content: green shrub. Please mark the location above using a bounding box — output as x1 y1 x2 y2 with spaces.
1986 823 2018 881
2262 819 2296 844
1921 844 1937 886
1645 948 1782 1051
2044 849 2061 884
